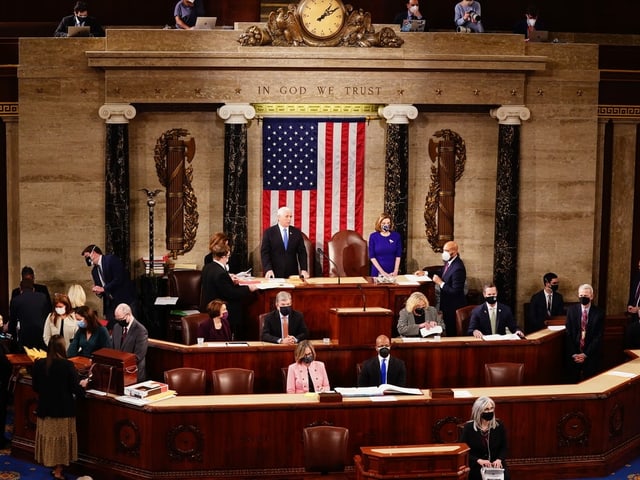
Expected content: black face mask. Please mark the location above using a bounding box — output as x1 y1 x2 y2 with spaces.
85 256 93 267
279 306 291 316
481 411 494 421
303 354 314 364
485 296 497 305
378 347 390 358
414 307 425 316
550 284 559 292
579 296 590 306
117 320 127 328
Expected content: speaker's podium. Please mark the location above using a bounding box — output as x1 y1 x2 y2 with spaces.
329 307 393 345
355 443 470 479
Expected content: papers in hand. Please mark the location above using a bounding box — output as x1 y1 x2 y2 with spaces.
482 333 522 341
234 268 252 278
335 384 423 397
420 325 443 338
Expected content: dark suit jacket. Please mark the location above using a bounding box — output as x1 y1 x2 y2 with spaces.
32 358 85 418
628 273 640 308
11 283 51 307
201 261 252 339
468 302 520 336
565 303 604 380
460 420 510 480
437 256 467 336
9 290 49 350
261 309 308 343
357 355 406 387
54 14 105 37
528 289 564 332
91 254 137 327
112 319 148 382
260 224 308 278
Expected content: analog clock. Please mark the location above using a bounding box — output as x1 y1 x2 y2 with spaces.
298 0 346 40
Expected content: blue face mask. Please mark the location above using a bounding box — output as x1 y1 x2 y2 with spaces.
77 320 87 329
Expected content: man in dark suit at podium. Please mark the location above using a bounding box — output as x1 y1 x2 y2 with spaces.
261 291 308 344
357 335 406 387
261 206 309 279
430 241 467 337
528 272 564 332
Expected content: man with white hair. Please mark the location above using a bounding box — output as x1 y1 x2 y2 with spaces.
260 206 309 279
565 284 604 383
112 303 148 382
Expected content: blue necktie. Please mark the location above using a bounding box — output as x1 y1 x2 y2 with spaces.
380 358 387 385
283 228 289 250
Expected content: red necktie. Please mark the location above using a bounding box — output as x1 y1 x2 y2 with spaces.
580 309 587 351
443 262 450 275
122 326 128 343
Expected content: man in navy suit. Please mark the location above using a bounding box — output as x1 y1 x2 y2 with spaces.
468 284 524 338
260 206 309 279
82 244 137 330
565 284 604 382
528 272 564 332
112 303 148 382
430 241 467 336
261 291 308 344
357 335 406 387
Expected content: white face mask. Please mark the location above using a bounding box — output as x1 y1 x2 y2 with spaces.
527 18 536 27
55 307 66 315
442 251 451 262
409 5 419 13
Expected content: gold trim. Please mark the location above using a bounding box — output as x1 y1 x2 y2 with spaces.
0 103 18 116
253 103 382 116
598 105 640 119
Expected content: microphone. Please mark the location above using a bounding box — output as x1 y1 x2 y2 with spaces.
357 284 367 311
316 248 341 284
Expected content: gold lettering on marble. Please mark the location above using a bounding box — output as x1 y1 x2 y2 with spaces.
344 86 381 96
256 85 381 97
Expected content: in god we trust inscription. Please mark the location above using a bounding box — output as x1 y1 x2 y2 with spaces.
238 0 403 48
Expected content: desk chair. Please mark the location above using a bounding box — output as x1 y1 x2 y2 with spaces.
164 367 206 395
281 366 289 392
258 312 269 340
303 425 349 474
167 269 202 341
455 304 477 336
327 230 369 277
211 368 254 394
181 313 208 345
484 362 525 387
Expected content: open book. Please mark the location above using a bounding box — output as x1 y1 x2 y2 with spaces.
335 384 423 397
482 333 523 341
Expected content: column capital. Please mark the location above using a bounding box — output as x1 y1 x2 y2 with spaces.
490 105 531 125
217 103 256 124
98 103 137 124
378 104 418 124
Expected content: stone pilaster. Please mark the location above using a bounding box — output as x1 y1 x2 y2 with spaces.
1 115 19 292
489 105 530 311
378 104 418 274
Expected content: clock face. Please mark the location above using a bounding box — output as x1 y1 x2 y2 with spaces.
299 0 346 39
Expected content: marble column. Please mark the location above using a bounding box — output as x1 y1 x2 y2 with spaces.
1 115 19 294
378 104 418 275
489 105 530 311
217 103 256 273
98 103 136 269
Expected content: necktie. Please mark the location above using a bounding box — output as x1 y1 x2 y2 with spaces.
283 228 289 250
547 294 552 316
282 316 289 338
489 307 497 334
380 358 387 385
634 282 640 307
443 262 450 276
97 264 106 286
580 308 588 350
122 326 128 343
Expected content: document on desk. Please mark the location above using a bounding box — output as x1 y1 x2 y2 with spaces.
256 282 295 290
154 296 179 305
606 370 637 378
453 390 473 398
482 334 522 341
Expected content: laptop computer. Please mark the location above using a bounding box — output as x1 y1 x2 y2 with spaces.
401 19 426 32
194 17 217 30
67 26 91 37
528 30 549 42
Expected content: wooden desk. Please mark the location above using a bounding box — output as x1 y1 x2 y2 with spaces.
329 307 393 345
11 353 640 480
145 329 565 393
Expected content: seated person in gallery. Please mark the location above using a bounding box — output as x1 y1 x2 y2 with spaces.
286 340 330 393
198 299 232 342
393 0 426 31
454 0 484 33
261 291 308 344
174 0 205 29
397 291 445 337
357 334 406 387
54 1 105 37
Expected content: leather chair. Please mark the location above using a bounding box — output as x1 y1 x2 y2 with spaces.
181 313 208 345
211 368 255 394
281 366 289 392
326 230 369 277
302 232 315 278
484 362 525 386
167 270 203 342
258 312 269 340
303 425 349 474
164 367 207 395
455 304 477 336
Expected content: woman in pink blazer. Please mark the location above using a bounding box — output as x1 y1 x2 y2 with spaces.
286 340 330 393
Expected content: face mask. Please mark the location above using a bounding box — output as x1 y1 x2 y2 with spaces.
442 251 451 262
382 224 390 232
527 18 536 27
55 307 66 315
579 296 590 306
550 284 559 292
414 307 425 316
481 411 494 421
76 15 88 20
279 306 291 316
485 296 497 305
221 311 229 321
117 319 127 328
77 320 87 329
409 5 419 13
378 347 390 358
303 354 314 364
85 256 93 267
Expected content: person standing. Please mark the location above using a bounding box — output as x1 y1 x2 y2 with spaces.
11 266 52 307
9 277 49 350
261 291 308 344
528 272 564 332
54 1 105 37
261 206 309 279
43 293 78 348
468 284 524 338
32 335 87 480
368 213 402 278
112 303 148 382
81 244 137 330
357 335 406 387
565 284 604 382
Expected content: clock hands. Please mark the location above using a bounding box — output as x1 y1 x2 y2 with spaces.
317 5 340 21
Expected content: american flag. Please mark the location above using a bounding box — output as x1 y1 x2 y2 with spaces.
262 117 366 273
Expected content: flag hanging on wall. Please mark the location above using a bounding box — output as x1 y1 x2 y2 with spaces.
262 117 366 273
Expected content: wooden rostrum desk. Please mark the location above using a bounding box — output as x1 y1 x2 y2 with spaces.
11 350 640 480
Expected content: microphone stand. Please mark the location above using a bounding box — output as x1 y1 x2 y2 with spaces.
317 248 341 285
357 284 367 311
